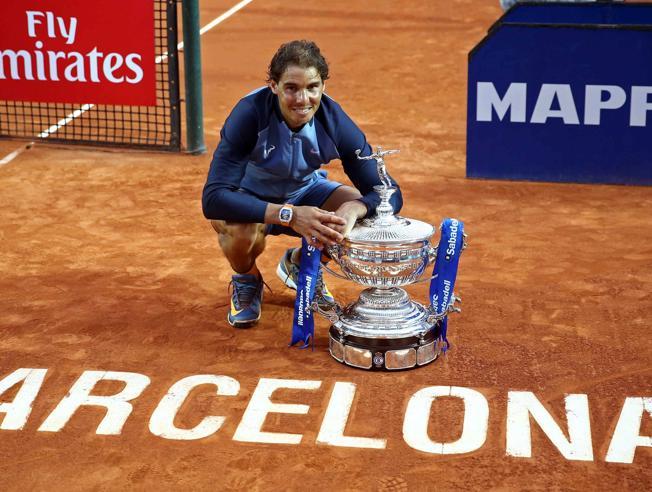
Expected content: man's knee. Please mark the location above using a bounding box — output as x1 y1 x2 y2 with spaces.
321 185 363 211
211 220 265 258
211 221 263 241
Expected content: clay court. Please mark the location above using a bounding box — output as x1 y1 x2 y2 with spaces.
1 0 651 490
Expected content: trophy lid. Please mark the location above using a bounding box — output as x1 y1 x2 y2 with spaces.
346 213 435 245
347 147 435 245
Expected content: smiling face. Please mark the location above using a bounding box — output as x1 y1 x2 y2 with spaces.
270 65 325 130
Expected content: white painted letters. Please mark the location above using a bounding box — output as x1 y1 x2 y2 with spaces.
605 397 652 464
103 53 124 83
3 10 145 85
316 382 386 449
38 371 150 435
3 365 648 466
403 386 489 454
506 392 593 461
477 82 527 123
233 378 321 445
125 54 144 84
630 86 652 127
477 82 651 127
25 11 77 44
584 85 626 125
530 84 580 124
57 16 77 45
0 368 47 430
25 11 45 38
149 375 239 440
0 50 34 80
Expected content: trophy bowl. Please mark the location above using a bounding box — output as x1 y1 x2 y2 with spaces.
327 184 436 289
327 219 436 289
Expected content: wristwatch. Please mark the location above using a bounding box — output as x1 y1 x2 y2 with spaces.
279 204 294 226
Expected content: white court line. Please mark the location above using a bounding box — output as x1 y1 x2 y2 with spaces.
0 142 34 166
198 0 254 36
156 0 254 61
1 0 254 163
38 103 95 138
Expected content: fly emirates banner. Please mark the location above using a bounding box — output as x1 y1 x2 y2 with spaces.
0 0 157 106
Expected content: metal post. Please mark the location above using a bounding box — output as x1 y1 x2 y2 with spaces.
181 0 206 154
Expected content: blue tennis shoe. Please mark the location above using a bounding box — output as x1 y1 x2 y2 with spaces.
228 273 264 328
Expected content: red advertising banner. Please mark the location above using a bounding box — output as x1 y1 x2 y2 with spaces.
0 0 156 106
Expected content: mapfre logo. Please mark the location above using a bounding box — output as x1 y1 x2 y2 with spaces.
476 82 652 127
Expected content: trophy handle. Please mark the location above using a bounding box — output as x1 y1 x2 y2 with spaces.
413 272 438 284
411 245 438 284
310 298 342 323
321 261 349 280
426 295 462 324
427 245 438 263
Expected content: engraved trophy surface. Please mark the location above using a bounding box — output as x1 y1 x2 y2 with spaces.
312 147 463 370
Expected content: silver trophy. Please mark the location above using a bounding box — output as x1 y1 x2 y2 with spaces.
312 147 464 370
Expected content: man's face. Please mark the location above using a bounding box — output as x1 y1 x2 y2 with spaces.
270 65 325 130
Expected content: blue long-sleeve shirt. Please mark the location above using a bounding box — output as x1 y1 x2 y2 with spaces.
202 87 402 222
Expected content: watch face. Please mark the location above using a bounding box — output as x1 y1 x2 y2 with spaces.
280 208 292 222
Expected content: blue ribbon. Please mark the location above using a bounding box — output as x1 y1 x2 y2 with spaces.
290 238 321 349
429 218 464 352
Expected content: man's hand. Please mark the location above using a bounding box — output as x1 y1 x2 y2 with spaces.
332 200 367 237
291 205 346 248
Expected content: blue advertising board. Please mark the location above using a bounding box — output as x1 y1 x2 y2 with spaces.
467 3 652 185
499 2 652 26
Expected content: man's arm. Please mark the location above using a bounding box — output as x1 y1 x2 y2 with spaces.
332 199 367 236
264 203 346 247
202 98 270 223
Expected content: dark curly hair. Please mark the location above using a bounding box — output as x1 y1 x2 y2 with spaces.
267 40 329 84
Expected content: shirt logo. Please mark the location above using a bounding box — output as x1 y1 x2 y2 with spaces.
263 145 275 159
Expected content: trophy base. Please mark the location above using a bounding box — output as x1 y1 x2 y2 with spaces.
328 322 443 371
325 287 444 371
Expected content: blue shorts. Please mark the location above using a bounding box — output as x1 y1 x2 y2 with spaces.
264 172 343 236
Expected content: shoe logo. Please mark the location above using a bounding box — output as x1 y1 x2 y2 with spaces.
310 148 320 155
263 145 275 159
230 301 244 317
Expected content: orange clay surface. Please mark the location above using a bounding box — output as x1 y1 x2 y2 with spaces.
1 1 651 490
